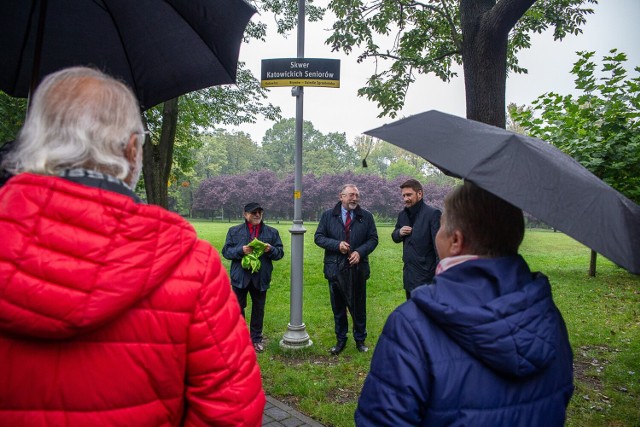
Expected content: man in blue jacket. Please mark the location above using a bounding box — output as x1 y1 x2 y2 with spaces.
392 178 441 300
356 182 574 426
315 184 379 355
222 202 284 352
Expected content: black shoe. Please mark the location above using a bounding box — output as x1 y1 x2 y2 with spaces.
330 340 347 355
356 341 369 353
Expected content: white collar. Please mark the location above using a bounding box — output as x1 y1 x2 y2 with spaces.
435 255 480 275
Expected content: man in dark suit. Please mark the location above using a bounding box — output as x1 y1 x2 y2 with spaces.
222 202 284 353
314 184 379 355
392 179 441 299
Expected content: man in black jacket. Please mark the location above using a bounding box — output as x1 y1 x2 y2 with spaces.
314 184 379 355
222 202 284 352
392 179 442 300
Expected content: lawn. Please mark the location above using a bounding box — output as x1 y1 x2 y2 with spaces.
192 220 640 427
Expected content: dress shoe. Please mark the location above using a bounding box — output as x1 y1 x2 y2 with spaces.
253 342 265 353
330 340 347 355
355 341 369 353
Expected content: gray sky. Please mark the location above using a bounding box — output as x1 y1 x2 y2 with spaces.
230 0 640 144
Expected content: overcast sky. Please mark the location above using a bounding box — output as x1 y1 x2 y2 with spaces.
229 0 640 144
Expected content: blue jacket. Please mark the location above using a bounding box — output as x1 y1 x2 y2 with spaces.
391 201 441 291
222 221 284 291
314 202 378 281
356 256 574 426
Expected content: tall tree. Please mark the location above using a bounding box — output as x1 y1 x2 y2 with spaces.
513 50 640 204
142 65 280 207
305 131 359 175
192 134 228 180
353 134 440 179
512 49 640 275
261 118 300 174
167 133 229 215
261 118 358 176
386 159 424 180
141 0 328 208
326 0 596 127
217 130 261 176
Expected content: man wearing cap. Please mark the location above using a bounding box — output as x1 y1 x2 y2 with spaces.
222 203 284 352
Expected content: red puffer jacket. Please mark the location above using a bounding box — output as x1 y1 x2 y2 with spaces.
0 173 265 426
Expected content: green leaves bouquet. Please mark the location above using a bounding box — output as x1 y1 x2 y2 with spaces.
241 238 267 273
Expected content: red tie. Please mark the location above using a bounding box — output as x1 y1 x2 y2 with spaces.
344 211 352 242
249 224 260 239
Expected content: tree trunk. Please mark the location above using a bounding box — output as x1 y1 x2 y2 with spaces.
143 98 179 208
589 250 597 277
460 0 536 128
461 1 506 127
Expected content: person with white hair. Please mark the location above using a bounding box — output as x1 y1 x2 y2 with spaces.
0 67 265 426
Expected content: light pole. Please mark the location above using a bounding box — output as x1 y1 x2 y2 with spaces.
280 0 312 349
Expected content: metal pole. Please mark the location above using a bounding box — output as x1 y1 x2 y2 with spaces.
280 0 312 349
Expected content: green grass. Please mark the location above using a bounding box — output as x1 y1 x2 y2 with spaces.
192 220 640 427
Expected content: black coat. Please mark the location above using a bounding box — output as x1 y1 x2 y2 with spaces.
314 202 378 281
392 201 441 292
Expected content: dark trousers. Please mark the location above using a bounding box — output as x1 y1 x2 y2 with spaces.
232 284 267 343
328 277 367 343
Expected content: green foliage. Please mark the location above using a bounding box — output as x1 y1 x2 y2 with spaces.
255 0 325 35
261 118 359 176
352 134 445 181
194 222 640 427
192 134 228 179
385 158 422 180
326 0 596 117
261 118 299 174
512 50 640 203
510 0 597 72
242 238 267 272
143 62 282 207
167 129 262 214
0 91 27 143
144 63 280 174
140 0 324 206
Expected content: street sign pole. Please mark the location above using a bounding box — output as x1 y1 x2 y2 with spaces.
280 0 312 349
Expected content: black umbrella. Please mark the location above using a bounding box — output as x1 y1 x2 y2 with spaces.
365 110 640 274
336 256 355 311
0 0 256 110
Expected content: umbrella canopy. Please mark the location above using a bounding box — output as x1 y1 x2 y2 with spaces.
365 110 640 274
0 0 256 110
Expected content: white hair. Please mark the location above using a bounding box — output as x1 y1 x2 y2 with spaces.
3 67 144 180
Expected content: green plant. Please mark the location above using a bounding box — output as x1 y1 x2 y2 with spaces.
241 238 267 272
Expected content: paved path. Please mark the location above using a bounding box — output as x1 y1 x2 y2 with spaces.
263 396 325 427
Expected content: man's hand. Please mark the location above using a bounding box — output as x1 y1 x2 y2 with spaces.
339 241 350 254
399 226 412 237
264 243 272 253
242 245 254 255
348 250 361 265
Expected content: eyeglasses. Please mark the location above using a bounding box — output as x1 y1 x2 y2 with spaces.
134 130 150 145
341 192 360 198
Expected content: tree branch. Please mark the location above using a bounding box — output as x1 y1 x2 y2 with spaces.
371 48 460 63
489 0 536 38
